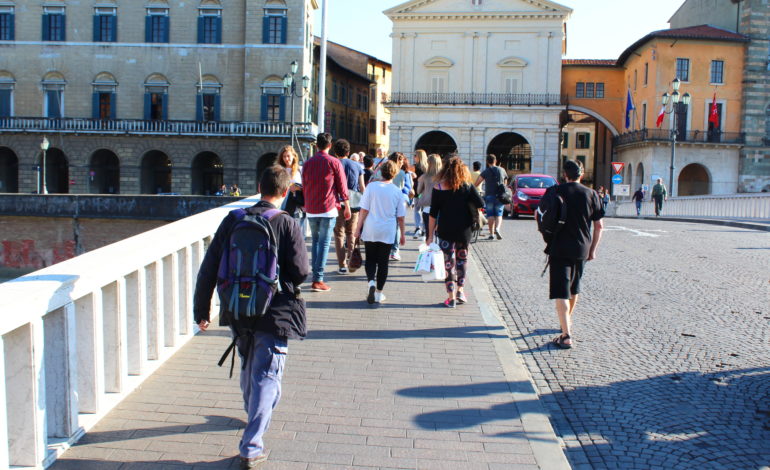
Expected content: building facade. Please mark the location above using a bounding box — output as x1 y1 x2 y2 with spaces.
670 0 770 193
0 0 319 195
384 0 571 177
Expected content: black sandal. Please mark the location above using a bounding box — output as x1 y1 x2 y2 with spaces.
551 333 573 349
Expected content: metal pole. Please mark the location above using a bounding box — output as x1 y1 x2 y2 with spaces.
317 0 328 133
669 110 676 198
42 149 48 195
290 80 296 152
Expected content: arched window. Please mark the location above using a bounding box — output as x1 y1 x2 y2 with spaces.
92 72 117 119
196 74 221 121
144 74 169 121
260 76 285 121
42 71 66 118
0 71 15 117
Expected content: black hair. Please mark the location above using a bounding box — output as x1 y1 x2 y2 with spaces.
316 132 332 149
486 154 497 166
333 139 350 157
563 159 584 181
472 161 481 171
363 155 374 168
259 165 291 197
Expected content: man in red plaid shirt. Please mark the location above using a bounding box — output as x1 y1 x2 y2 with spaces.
302 133 350 292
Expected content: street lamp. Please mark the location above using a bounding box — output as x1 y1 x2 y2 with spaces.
283 60 310 160
660 78 691 197
40 136 50 195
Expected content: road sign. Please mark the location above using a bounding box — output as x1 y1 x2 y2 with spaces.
612 174 623 184
613 184 630 196
611 162 625 175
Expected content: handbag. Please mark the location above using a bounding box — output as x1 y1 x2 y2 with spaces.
349 240 362 272
348 190 363 209
467 185 481 232
493 168 512 205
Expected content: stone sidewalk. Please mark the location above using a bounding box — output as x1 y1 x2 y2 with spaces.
51 239 569 470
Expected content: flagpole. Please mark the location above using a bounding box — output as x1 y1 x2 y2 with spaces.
317 0 328 135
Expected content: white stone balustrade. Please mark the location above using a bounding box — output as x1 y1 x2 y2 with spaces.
0 195 258 469
612 193 770 220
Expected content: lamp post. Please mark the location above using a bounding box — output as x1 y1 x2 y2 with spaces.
660 78 691 197
40 136 50 195
283 60 310 160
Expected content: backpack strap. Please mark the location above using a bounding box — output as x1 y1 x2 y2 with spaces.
218 338 238 379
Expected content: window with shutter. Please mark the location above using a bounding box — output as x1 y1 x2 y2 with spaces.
263 7 287 44
146 8 169 43
0 7 14 41
198 7 222 44
43 7 66 42
94 7 117 42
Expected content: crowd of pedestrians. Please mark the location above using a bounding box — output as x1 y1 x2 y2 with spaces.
192 132 611 469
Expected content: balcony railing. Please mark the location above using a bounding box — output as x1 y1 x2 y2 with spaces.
0 117 315 138
385 92 563 106
614 128 745 147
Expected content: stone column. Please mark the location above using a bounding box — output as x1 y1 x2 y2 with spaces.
463 32 475 93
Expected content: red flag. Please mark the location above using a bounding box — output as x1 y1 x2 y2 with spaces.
655 105 665 128
709 93 720 127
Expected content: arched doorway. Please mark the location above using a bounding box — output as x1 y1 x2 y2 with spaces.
678 163 710 196
487 132 532 175
0 147 19 193
415 131 457 157
39 148 69 193
256 153 277 189
89 149 120 194
635 162 645 191
192 152 223 195
141 151 172 194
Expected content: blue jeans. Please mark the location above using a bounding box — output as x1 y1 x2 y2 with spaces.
484 194 504 217
635 201 642 215
236 330 287 459
308 216 334 282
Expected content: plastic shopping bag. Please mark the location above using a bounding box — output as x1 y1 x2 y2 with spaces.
420 243 446 282
414 244 432 274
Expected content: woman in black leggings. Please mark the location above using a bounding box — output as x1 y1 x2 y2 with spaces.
354 160 407 304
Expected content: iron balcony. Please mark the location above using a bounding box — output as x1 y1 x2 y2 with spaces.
385 92 564 106
614 128 745 147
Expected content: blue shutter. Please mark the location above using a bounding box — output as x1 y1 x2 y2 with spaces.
47 91 61 118
60 14 66 41
0 90 11 117
110 15 117 42
162 16 169 43
110 93 116 119
93 15 100 41
195 94 203 121
9 13 14 40
143 93 151 120
162 93 168 120
262 16 269 43
280 17 287 44
92 92 100 119
279 95 286 121
260 95 268 120
145 16 151 42
215 17 222 44
42 14 50 41
213 94 221 121
197 16 204 43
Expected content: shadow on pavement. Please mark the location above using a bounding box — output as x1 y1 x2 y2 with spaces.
306 325 509 340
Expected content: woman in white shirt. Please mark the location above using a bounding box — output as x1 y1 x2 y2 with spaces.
278 145 306 235
354 160 407 304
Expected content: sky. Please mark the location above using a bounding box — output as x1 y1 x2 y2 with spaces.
313 0 685 62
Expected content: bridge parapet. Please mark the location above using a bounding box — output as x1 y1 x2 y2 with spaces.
0 196 258 469
612 193 770 220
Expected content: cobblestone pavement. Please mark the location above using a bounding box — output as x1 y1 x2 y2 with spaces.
472 217 770 470
51 238 567 469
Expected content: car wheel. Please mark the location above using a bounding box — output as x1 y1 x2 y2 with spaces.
510 209 519 219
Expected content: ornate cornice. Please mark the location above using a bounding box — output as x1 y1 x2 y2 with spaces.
384 0 572 20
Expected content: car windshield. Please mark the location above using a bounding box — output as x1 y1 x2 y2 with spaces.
517 177 556 189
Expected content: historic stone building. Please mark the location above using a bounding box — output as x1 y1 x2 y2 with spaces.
0 0 319 195
384 0 571 177
670 0 770 193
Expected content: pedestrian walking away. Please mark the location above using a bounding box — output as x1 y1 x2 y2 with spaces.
545 159 604 349
302 133 350 292
355 159 407 304
651 178 668 216
632 186 645 216
411 149 428 238
193 166 310 469
332 138 366 274
415 153 443 242
427 156 484 308
475 154 507 240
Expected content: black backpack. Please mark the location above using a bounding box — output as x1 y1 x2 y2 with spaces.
491 167 512 205
535 185 567 250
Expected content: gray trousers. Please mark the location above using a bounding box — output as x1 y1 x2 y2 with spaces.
235 329 288 458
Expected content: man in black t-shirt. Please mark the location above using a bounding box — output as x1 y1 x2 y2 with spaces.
548 160 604 349
474 154 508 240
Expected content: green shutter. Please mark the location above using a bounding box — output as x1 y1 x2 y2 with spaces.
197 16 204 43
42 14 50 41
215 17 222 44
262 16 269 43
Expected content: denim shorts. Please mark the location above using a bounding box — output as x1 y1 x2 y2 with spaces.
484 194 504 217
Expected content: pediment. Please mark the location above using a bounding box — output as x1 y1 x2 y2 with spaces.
384 0 572 19
497 56 528 67
424 56 454 68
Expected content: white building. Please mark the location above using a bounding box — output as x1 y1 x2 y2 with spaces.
384 0 571 176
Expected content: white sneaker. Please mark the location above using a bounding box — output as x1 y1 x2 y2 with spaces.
367 280 376 304
374 292 386 303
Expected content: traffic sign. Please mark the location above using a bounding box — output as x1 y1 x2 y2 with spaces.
611 162 625 175
612 174 623 184
613 184 630 196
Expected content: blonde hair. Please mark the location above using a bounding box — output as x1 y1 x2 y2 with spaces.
380 160 399 181
425 153 443 178
278 145 299 178
414 149 428 174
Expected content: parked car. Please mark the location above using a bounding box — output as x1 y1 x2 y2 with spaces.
506 173 558 218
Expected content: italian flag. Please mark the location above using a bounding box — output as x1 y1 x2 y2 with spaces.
655 104 665 128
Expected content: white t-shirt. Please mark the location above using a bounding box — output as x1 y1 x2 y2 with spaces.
360 181 407 244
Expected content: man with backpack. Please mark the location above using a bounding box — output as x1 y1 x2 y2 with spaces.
537 160 604 349
474 154 509 240
193 166 310 469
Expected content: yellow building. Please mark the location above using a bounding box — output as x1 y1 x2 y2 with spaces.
561 25 747 195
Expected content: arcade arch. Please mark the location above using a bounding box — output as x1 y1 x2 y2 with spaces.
486 132 532 175
414 131 457 157
141 150 172 194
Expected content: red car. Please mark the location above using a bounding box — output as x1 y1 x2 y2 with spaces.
506 174 558 218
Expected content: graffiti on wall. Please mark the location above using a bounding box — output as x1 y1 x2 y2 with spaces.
1 240 76 269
